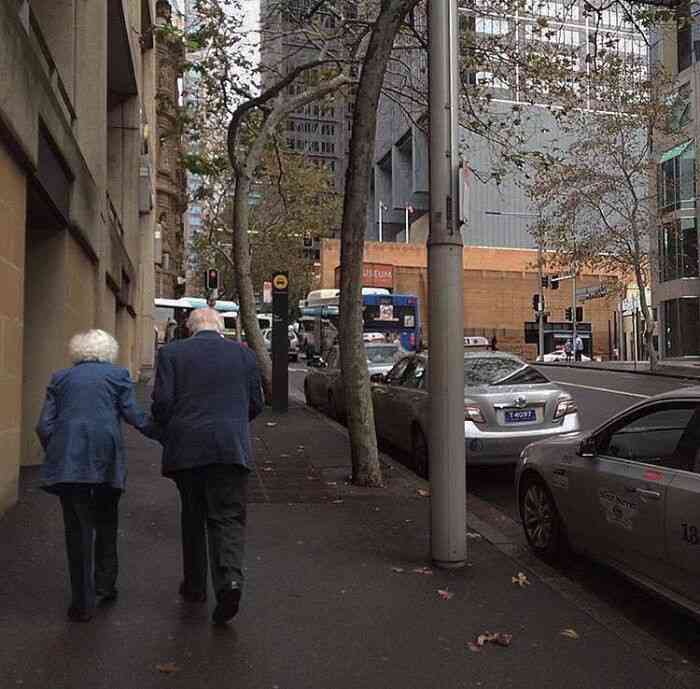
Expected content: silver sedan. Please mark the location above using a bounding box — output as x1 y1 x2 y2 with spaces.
371 352 580 478
516 388 700 617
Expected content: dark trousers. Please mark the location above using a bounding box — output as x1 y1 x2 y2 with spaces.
59 485 121 611
174 464 248 599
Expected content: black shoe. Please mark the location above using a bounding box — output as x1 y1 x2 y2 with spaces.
67 605 93 622
96 588 118 603
179 581 207 603
212 583 242 624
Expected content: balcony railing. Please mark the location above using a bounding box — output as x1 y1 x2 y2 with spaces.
18 1 77 127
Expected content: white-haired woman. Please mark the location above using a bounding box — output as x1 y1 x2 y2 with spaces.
36 329 154 622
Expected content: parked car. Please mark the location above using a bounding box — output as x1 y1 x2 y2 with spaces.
304 343 404 420
537 347 591 363
370 351 580 478
516 388 700 618
261 328 300 362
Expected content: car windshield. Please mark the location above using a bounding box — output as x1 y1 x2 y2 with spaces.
464 357 549 387
366 345 399 364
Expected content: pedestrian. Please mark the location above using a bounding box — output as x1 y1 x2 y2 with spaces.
36 329 154 622
575 335 584 361
564 339 573 363
490 334 498 351
151 308 264 624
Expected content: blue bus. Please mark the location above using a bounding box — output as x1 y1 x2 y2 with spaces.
300 289 421 352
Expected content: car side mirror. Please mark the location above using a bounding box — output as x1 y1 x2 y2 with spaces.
578 437 596 458
370 373 385 383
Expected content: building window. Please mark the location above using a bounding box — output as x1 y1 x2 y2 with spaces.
663 297 700 356
475 16 509 35
659 218 699 281
678 4 693 73
658 141 695 213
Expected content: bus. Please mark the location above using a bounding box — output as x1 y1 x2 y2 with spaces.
154 297 239 343
299 288 421 353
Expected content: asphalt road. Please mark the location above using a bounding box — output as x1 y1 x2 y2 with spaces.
289 361 700 670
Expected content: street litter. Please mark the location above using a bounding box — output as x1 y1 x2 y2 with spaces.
416 488 430 497
331 499 344 504
437 589 454 600
512 572 531 588
265 422 277 427
470 632 513 650
156 662 180 674
466 532 482 539
411 566 434 575
391 566 405 573
560 629 580 640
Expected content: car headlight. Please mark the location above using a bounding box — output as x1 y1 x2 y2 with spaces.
554 397 578 419
464 404 485 424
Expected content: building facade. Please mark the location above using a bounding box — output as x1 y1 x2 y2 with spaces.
651 16 700 358
154 0 186 298
0 0 159 514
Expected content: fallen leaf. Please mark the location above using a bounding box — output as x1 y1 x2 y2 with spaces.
265 422 277 427
466 532 482 539
560 628 579 640
416 488 430 497
411 566 434 576
391 566 405 573
476 632 513 648
156 662 180 674
262 467 273 472
325 481 337 486
280 453 290 458
512 572 531 588
332 499 344 504
437 589 454 600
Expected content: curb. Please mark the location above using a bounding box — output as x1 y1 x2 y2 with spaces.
537 361 700 382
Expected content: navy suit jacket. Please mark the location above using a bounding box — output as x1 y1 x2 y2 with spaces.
36 362 149 492
151 331 264 476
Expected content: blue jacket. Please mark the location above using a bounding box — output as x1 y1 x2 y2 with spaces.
36 362 149 493
151 331 264 476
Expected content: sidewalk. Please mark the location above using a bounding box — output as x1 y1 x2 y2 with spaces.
539 357 700 381
0 388 694 689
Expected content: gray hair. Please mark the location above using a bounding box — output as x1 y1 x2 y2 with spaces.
187 307 223 335
69 329 119 364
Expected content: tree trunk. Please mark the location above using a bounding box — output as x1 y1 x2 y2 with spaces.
338 0 418 486
635 265 658 372
232 171 273 400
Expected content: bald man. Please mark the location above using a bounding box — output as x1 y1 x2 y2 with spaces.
152 308 264 624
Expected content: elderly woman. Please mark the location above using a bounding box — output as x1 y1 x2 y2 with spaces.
36 329 153 622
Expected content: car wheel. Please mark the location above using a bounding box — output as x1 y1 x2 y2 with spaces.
412 427 429 479
520 476 562 560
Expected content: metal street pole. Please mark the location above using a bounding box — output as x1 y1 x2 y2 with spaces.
571 270 577 356
405 206 410 243
378 201 384 242
428 0 466 569
537 241 545 358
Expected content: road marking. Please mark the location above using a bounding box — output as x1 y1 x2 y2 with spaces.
554 381 649 399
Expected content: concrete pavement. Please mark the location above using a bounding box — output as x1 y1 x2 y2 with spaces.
0 388 696 689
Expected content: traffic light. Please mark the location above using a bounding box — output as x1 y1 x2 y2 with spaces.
550 275 559 290
205 268 219 291
576 306 583 322
565 306 573 321
532 294 540 311
541 276 549 289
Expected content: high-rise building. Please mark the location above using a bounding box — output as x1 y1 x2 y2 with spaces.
0 0 160 514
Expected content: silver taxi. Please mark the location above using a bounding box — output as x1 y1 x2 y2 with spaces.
371 352 579 478
516 388 700 617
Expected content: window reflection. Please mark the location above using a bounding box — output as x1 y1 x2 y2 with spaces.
663 298 700 356
659 218 698 281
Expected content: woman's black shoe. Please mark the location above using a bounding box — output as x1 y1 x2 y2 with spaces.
178 581 207 603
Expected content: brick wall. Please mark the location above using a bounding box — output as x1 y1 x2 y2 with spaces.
320 239 620 359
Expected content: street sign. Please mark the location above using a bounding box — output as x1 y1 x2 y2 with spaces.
271 272 289 413
575 284 608 301
622 295 640 315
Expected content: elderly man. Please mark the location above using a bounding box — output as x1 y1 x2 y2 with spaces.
152 308 264 624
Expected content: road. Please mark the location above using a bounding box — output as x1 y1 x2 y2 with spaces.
289 361 700 673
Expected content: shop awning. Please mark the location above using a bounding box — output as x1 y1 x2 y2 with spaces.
659 140 693 163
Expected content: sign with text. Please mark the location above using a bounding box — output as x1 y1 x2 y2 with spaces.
271 272 289 413
334 263 394 289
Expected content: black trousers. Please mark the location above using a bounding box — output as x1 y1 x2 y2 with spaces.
59 485 121 611
174 464 249 599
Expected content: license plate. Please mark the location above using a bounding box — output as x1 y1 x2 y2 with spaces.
505 409 536 423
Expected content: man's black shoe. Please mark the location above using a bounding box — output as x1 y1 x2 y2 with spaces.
96 587 118 603
179 581 207 603
212 583 242 624
67 605 93 622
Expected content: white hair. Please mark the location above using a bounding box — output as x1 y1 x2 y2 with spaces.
187 307 223 335
69 329 119 364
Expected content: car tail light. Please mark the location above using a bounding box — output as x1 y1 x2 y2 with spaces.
554 398 577 419
465 405 485 424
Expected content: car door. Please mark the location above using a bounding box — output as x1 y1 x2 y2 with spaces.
581 402 697 581
388 358 427 454
372 356 413 445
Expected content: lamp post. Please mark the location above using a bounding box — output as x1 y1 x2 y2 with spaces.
378 201 387 242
